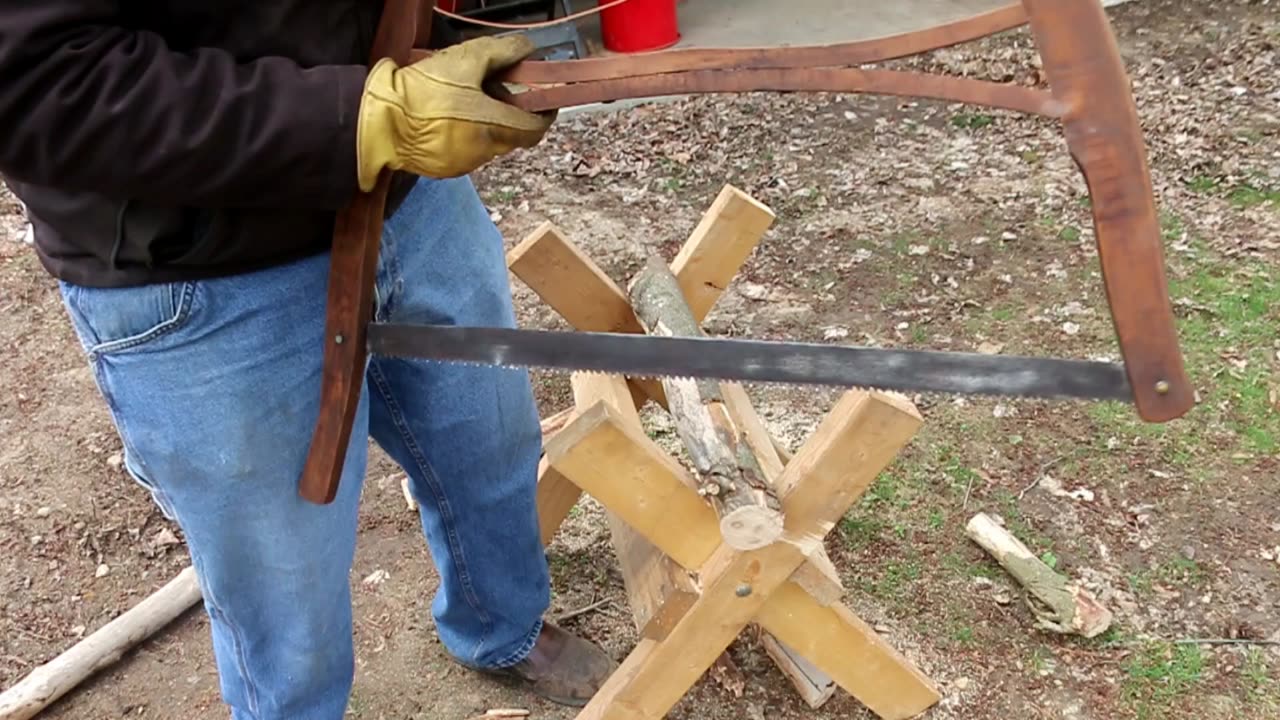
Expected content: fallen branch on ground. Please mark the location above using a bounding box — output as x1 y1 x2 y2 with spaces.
0 566 202 720
965 513 1113 638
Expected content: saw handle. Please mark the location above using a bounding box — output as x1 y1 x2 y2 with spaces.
298 0 422 504
1023 0 1193 422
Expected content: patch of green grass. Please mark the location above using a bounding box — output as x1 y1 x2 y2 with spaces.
927 509 946 531
1128 555 1209 598
949 622 977 647
837 515 886 550
1242 648 1280 709
951 112 994 129
865 471 907 508
1121 640 1205 719
1169 260 1280 454
487 187 518 204
1187 175 1220 194
1039 550 1059 571
941 551 999 581
1183 173 1278 209
861 559 923 600
940 452 982 495
1228 182 1280 209
1027 645 1056 675
991 305 1017 322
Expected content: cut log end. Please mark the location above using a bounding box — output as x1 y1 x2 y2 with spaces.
719 505 786 551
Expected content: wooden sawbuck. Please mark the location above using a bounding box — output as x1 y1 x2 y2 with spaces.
515 184 941 720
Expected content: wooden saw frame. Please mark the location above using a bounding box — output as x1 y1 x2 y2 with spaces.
298 0 1195 504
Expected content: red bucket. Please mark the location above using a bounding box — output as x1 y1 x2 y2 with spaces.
598 0 680 53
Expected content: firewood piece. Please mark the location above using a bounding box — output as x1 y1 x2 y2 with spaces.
628 256 784 551
965 513 1113 638
0 567 202 720
761 633 837 709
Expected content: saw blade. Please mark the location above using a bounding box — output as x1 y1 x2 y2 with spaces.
365 323 1133 402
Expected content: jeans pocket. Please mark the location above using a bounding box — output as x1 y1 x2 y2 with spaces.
59 280 197 357
58 280 198 520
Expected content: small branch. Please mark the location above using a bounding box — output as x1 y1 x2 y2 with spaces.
554 598 613 624
1019 453 1069 500
0 567 202 720
1173 638 1280 647
467 710 530 720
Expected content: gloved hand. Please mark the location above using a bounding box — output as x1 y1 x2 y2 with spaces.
355 35 555 191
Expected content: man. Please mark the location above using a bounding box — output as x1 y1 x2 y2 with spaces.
0 2 617 718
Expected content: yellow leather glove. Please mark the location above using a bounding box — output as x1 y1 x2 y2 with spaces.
355 35 555 191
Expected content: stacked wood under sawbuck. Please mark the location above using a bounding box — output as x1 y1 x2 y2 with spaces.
513 185 942 720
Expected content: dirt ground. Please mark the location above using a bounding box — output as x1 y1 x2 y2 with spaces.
3 1 1278 719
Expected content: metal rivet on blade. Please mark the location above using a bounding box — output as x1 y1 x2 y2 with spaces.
1154 380 1170 395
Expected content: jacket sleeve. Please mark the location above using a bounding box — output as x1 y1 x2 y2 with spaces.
0 1 370 210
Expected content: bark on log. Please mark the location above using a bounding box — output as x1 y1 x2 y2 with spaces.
965 513 1113 638
628 256 785 550
0 566 202 720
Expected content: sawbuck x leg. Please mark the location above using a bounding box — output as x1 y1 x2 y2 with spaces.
515 186 942 718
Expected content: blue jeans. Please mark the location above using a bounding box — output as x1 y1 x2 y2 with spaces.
57 177 551 719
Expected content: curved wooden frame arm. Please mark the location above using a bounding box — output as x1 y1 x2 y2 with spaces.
300 0 1193 504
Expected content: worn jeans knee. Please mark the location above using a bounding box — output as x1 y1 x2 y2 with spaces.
368 176 550 669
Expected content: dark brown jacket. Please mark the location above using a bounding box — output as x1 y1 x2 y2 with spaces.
0 1 407 287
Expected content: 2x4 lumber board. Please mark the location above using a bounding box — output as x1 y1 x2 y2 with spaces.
569 390 926 720
510 201 787 550
536 455 580 546
546 404 848 598
721 381 843 606
757 582 941 719
536 407 580 545
669 184 776 321
506 222 663 410
721 380 843 706
571 373 699 641
721 383 793 467
508 221 644 335
545 403 723 572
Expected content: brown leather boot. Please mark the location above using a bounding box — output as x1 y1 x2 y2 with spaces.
469 622 618 707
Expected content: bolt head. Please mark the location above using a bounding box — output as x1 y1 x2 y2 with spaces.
735 583 752 597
